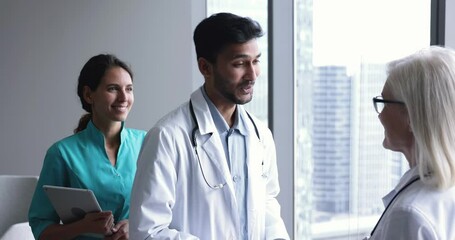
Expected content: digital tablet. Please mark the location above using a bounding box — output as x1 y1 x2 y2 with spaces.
43 185 102 224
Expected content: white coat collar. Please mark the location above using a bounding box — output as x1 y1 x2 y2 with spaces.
190 87 256 138
382 167 419 207
190 88 216 136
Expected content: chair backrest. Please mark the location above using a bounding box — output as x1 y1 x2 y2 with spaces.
0 175 38 236
0 222 34 240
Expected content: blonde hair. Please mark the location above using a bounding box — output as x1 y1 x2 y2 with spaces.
386 46 455 189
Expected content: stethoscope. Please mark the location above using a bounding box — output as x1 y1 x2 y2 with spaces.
363 176 421 239
189 99 261 190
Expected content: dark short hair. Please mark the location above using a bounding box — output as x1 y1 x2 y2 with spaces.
193 12 264 63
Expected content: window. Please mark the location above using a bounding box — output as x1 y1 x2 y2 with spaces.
295 0 431 239
206 0 431 239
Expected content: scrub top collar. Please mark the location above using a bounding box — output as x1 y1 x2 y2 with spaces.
86 120 127 147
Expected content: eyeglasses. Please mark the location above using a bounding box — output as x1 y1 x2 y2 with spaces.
372 96 405 114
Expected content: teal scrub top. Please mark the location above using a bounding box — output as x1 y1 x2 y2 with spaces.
28 121 146 239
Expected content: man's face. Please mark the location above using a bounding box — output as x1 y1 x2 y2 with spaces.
204 39 261 106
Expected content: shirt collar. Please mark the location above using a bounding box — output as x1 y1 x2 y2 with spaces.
200 86 248 136
382 167 419 207
395 167 419 191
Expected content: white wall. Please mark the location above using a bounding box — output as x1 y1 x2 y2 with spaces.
0 1 294 236
0 0 205 175
446 0 455 48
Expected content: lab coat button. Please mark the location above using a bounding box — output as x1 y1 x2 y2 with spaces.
233 175 240 182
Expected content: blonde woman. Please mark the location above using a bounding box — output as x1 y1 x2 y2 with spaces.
368 46 455 239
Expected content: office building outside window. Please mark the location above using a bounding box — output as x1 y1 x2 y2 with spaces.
208 0 430 239
295 0 430 239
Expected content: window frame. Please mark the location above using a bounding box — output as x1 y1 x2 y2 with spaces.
268 0 444 238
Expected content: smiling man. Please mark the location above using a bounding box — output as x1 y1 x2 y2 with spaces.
129 12 289 240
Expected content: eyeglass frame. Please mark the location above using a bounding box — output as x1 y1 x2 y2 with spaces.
372 96 405 114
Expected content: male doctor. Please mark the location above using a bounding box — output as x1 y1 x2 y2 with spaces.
129 12 289 240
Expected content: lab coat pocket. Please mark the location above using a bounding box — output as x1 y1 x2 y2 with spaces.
254 142 268 180
250 142 268 201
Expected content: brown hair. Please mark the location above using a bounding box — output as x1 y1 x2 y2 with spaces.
74 54 133 133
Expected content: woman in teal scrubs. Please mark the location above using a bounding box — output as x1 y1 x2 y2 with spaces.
28 54 146 240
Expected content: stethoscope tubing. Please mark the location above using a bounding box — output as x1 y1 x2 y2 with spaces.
189 99 260 146
188 99 260 190
368 176 421 238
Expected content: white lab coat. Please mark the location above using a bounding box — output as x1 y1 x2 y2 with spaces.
368 167 455 240
130 88 289 240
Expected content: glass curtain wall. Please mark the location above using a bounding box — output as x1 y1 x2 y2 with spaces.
295 0 431 239
207 0 431 239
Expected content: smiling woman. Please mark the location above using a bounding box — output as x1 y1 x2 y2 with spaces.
28 54 146 240
74 55 134 134
83 67 134 130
